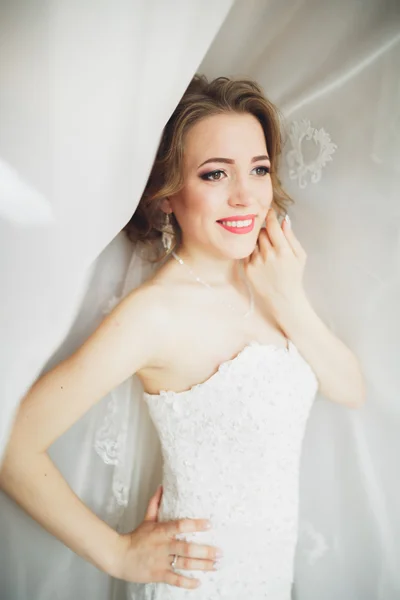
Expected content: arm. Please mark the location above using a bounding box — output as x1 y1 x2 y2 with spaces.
245 208 366 409
0 285 165 577
274 293 366 408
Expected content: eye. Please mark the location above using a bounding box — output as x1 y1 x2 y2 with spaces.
252 165 270 176
200 170 226 182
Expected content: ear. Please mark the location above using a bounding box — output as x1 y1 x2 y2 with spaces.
160 197 173 214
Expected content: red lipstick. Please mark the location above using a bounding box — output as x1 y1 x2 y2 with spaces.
217 215 256 235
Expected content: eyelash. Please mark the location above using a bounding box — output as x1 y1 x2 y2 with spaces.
200 166 271 181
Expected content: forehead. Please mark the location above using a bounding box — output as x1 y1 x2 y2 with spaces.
183 112 267 166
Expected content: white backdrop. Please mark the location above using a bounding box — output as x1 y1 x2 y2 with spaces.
0 1 399 599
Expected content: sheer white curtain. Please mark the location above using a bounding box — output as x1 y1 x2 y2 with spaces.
0 1 233 598
200 1 400 598
1 1 399 599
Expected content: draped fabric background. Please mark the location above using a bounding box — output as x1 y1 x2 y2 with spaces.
0 1 399 599
0 1 234 598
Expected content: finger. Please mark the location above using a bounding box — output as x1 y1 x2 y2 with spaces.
282 218 306 259
247 245 259 266
170 541 221 562
164 571 200 590
169 555 217 572
144 485 163 521
242 254 251 269
247 243 259 265
256 227 273 261
265 208 290 250
244 249 259 270
167 518 211 537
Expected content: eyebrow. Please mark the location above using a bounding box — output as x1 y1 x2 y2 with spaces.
197 155 270 168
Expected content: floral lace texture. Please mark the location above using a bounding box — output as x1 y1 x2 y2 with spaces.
130 341 318 600
285 119 337 188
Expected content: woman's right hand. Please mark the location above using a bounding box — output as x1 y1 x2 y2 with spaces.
112 485 221 590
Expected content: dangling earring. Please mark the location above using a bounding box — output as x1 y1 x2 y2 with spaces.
162 212 175 253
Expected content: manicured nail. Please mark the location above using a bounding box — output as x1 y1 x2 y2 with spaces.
284 213 291 227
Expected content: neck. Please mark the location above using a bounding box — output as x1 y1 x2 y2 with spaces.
172 244 242 287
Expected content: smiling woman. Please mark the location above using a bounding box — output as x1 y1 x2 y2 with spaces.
124 74 293 262
200 155 270 236
0 71 365 600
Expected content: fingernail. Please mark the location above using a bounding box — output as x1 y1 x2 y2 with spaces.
284 213 291 227
215 549 224 558
213 559 222 569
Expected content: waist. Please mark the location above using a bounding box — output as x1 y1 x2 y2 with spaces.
158 493 299 538
159 474 300 523
166 519 298 580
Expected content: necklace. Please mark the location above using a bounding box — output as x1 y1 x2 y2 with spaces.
171 251 254 319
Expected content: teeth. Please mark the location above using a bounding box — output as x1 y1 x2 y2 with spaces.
220 219 253 228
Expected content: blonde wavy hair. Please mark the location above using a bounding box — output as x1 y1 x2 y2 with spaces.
124 74 293 261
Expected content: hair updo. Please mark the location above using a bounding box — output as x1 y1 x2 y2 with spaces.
124 74 293 261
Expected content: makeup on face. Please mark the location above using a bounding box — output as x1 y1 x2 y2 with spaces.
196 156 271 238
174 113 275 256
197 154 270 170
216 214 256 235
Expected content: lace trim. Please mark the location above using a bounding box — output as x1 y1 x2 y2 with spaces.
94 394 127 466
143 340 293 399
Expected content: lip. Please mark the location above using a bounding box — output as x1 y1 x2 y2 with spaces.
217 218 255 235
217 214 257 222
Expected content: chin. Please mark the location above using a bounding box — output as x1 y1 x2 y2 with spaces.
221 243 255 261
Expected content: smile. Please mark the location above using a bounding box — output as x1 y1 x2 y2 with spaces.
217 218 255 234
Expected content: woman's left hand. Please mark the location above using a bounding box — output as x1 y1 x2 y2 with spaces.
243 208 308 315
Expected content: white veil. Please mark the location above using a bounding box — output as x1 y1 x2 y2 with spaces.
1 1 399 599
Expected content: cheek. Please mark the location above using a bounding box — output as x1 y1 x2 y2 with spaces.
259 179 273 207
185 184 221 218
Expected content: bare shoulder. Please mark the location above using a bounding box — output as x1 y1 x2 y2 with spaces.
114 255 203 373
130 256 189 313
116 279 171 325
113 277 176 367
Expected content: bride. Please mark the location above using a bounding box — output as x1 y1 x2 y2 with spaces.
0 74 365 599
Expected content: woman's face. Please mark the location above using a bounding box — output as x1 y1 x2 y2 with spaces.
167 112 273 260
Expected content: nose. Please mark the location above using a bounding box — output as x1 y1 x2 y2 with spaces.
228 177 254 208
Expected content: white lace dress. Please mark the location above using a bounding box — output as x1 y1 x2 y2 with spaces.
131 340 318 600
